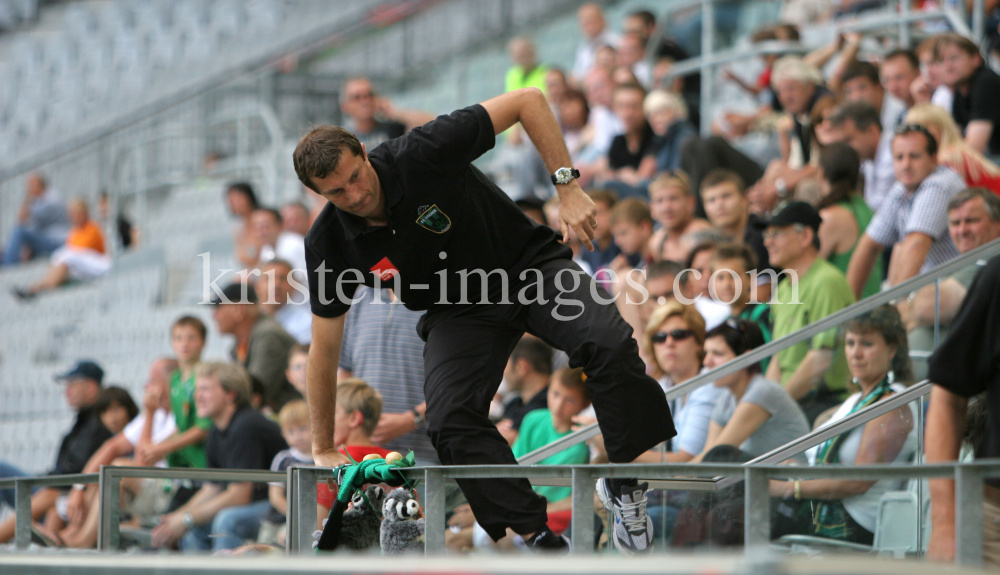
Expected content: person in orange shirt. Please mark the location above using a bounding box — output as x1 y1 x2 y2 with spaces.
15 199 111 300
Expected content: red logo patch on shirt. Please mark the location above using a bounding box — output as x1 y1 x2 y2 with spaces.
370 257 398 282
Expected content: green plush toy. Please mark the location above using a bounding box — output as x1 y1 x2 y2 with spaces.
315 451 417 552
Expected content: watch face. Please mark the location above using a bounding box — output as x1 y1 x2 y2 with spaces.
555 168 572 184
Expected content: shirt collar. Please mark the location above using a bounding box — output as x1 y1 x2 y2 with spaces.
335 153 402 240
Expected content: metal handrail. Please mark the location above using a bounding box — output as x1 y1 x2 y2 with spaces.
518 239 999 465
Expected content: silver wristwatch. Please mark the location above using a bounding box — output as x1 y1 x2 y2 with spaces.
550 167 581 186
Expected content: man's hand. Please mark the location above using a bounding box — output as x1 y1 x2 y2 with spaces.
151 513 188 548
135 444 167 467
371 412 416 445
927 522 956 562
496 419 518 446
143 385 162 413
556 182 597 251
66 488 88 527
313 447 351 469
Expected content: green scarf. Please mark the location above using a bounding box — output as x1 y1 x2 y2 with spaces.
812 377 894 540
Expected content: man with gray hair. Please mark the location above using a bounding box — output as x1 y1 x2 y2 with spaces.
151 363 287 553
904 188 1000 379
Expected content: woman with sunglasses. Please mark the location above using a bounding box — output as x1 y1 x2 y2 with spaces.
692 318 810 463
770 305 915 544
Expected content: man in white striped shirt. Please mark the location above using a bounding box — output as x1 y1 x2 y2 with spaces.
847 124 967 299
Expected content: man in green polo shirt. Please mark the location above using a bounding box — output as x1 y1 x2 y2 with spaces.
762 202 856 424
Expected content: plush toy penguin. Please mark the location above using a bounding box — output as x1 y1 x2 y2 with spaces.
380 487 424 554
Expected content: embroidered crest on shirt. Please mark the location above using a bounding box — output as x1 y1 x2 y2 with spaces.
415 204 451 234
370 257 399 282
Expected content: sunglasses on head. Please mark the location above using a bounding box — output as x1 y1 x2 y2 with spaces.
651 329 694 344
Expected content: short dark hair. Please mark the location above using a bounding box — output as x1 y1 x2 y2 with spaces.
94 386 139 422
552 367 590 404
884 49 919 71
711 242 757 273
628 10 655 28
828 101 882 133
172 315 207 341
894 123 938 156
293 125 364 192
935 33 981 57
510 337 553 376
948 188 1000 222
288 343 309 363
705 319 766 374
647 259 684 281
254 207 283 225
841 60 881 87
817 142 861 210
613 81 647 100
226 182 258 209
587 188 619 208
700 169 746 195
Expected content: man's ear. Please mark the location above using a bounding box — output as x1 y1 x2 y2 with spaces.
360 143 368 162
348 409 365 429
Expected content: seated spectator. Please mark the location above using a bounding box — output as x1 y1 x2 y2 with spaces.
596 83 658 196
339 76 434 152
616 260 684 350
825 102 896 212
763 202 854 423
681 235 732 331
580 67 623 165
645 90 696 173
151 363 287 552
250 208 306 274
681 136 764 216
841 60 907 136
846 125 967 297
2 173 69 266
616 33 652 87
904 188 1000 380
254 259 311 345
647 172 710 263
936 33 1000 158
280 201 312 237
226 182 261 268
633 302 723 462
693 320 810 462
337 286 436 465
771 306 916 545
500 37 553 199
506 36 548 95
623 9 656 46
609 197 656 270
559 89 599 166
285 344 309 398
56 362 175 549
572 3 617 81
815 142 883 299
880 49 920 112
511 368 591 528
709 243 772 373
904 104 1000 194
497 337 553 446
700 169 773 288
212 283 301 411
911 36 953 111
544 68 568 112
14 199 111 300
0 361 112 544
579 189 621 277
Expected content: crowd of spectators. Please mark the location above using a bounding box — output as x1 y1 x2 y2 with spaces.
2 1 1000 560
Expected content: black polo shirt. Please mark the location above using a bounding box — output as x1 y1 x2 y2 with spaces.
305 104 567 319
951 64 1000 156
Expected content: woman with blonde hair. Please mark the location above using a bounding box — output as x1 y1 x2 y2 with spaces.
905 104 1000 194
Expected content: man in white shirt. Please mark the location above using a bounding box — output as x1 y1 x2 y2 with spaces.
827 102 896 212
254 259 312 345
572 3 617 80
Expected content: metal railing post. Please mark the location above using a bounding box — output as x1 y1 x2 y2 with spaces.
96 466 121 551
700 0 715 137
287 466 317 555
14 479 31 550
744 467 770 549
424 468 445 555
972 0 985 44
934 278 941 348
899 0 911 48
571 468 594 555
955 465 985 567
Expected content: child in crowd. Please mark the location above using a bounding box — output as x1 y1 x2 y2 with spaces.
263 400 317 545
609 197 655 272
95 386 140 436
285 344 309 398
333 379 391 461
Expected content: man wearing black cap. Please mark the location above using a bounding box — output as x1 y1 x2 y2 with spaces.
211 282 301 411
760 202 856 423
0 360 112 544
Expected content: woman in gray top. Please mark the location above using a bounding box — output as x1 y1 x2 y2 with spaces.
692 319 810 463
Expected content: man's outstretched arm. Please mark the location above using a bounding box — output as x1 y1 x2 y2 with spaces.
308 313 351 469
480 87 597 250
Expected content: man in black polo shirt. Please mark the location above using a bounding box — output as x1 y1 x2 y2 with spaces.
296 87 674 553
938 33 1000 158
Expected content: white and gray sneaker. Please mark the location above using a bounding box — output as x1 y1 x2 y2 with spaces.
596 478 652 555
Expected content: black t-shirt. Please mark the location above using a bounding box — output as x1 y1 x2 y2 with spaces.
50 406 113 476
502 387 549 430
927 256 998 485
306 104 568 319
352 120 407 153
608 124 657 171
744 213 772 276
951 65 1000 156
205 406 288 500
